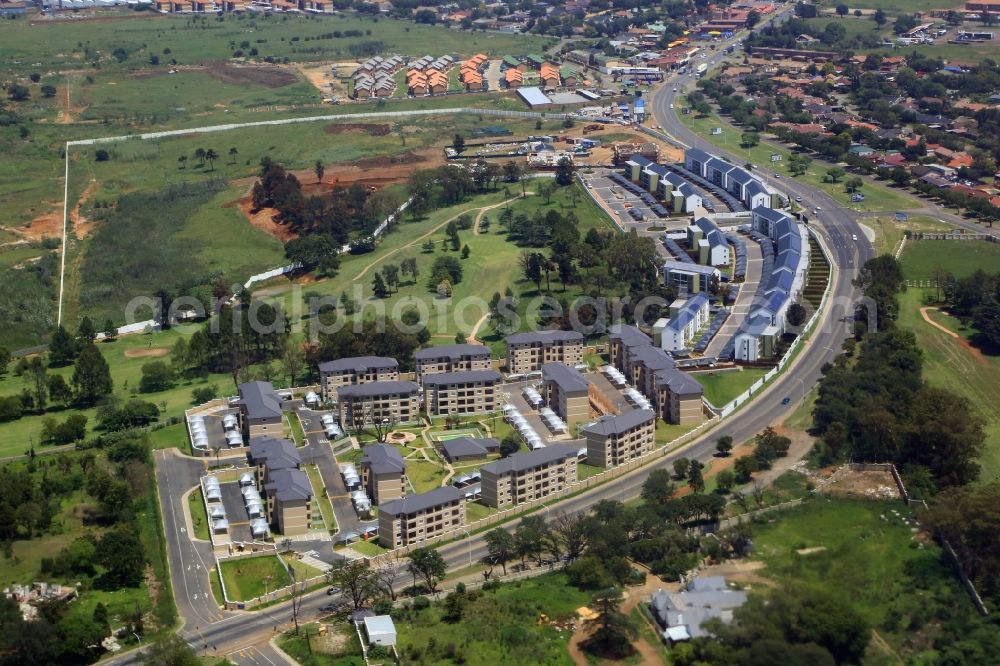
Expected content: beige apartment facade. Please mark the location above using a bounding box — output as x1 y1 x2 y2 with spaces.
414 344 492 381
377 486 466 548
337 381 420 429
422 370 501 416
542 362 591 426
318 356 399 400
263 468 313 536
360 444 407 505
505 330 585 375
582 409 656 468
480 444 579 508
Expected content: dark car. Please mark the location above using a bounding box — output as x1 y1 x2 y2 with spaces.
781 397 791 405
326 586 341 596
319 603 341 613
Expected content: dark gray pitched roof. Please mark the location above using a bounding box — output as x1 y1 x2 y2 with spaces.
481 444 578 475
378 486 464 516
264 468 313 502
319 356 399 374
655 368 704 396
239 381 282 420
414 344 492 361
506 329 584 345
360 444 406 475
609 324 651 349
440 437 499 459
248 437 301 470
421 370 501 386
582 409 655 436
337 380 419 399
542 362 590 393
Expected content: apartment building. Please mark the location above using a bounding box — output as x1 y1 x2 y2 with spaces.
337 381 420 429
238 380 283 440
542 362 591 426
247 437 301 486
414 344 492 381
608 324 704 425
263 468 313 536
360 444 407 504
656 293 711 353
480 444 579 508
582 408 656 468
662 261 720 296
505 330 585 375
421 370 502 416
318 356 399 400
377 486 466 548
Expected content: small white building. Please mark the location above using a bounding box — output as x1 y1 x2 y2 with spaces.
363 615 397 647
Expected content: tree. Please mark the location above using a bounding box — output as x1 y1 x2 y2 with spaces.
836 3 848 16
372 273 390 299
381 264 400 293
96 525 146 589
452 134 465 154
538 179 556 205
826 167 845 183
47 374 72 407
400 257 418 284
280 341 305 387
24 356 48 413
327 560 375 609
178 155 187 169
194 147 206 168
514 515 548 566
204 148 218 171
555 156 574 186
407 547 446 592
688 459 705 493
845 177 864 194
716 435 734 456
314 159 325 184
582 588 636 659
787 302 808 327
874 8 887 27
40 84 57 98
0 347 9 376
461 244 470 259
229 147 239 164
641 468 676 506
49 325 78 367
140 361 175 393
716 469 736 492
72 342 113 406
499 433 520 457
485 528 515 575
741 132 760 148
673 457 691 480
7 84 29 102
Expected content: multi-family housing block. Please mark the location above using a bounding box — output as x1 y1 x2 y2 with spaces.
421 370 502 416
414 343 492 381
318 356 399 400
582 408 656 468
360 443 407 504
337 381 420 428
505 330 584 375
480 444 579 508
377 486 466 548
541 362 591 426
238 380 283 440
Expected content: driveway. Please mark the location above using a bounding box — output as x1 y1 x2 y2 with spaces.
485 59 502 92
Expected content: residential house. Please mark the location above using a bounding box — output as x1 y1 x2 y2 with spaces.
651 576 748 643
439 436 500 462
414 344 491 381
263 468 313 536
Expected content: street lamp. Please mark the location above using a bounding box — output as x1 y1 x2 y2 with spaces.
462 529 473 567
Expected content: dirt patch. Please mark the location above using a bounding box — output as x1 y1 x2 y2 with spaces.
817 465 900 500
72 180 100 238
324 122 391 136
309 625 350 654
134 63 299 88
19 211 62 242
697 559 775 589
795 546 827 556
124 347 170 358
232 198 299 244
920 307 987 365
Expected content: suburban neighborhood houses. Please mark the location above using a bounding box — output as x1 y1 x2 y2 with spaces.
2 0 999 664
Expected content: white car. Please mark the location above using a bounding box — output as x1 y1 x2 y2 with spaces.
773 173 780 178
670 103 674 109
852 234 858 241
795 196 802 202
815 206 822 211
672 87 677 92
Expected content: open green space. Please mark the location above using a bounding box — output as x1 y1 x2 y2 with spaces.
281 552 325 581
578 462 605 480
188 488 210 541
830 0 952 13
0 14 552 75
393 571 590 665
692 367 769 407
466 502 496 523
278 622 365 666
431 428 485 441
900 239 1000 281
347 538 388 557
898 288 1000 483
677 98 916 212
866 214 953 257
405 457 449 494
306 464 337 533
218 555 292 602
749 498 985 660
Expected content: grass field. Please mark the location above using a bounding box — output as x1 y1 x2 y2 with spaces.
692 367 769 407
394 571 590 666
750 498 984 660
898 288 1000 483
0 13 552 75
278 622 365 666
677 99 917 212
866 214 953 256
900 239 1000 281
218 555 292 602
188 488 210 541
281 552 324 581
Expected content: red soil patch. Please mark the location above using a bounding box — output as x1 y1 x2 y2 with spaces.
323 122 391 136
20 211 62 242
134 63 299 88
230 198 299 244
72 180 100 238
124 347 170 358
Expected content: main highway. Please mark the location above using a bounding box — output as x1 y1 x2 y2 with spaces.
125 30 878 665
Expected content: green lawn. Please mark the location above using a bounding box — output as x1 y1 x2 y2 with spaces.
347 539 388 557
188 488 210 541
306 464 337 533
406 458 449 494
394 572 590 666
677 99 916 212
692 367 769 407
900 240 1000 281
655 420 699 446
218 555 292 602
749 498 986 660
466 501 496 523
898 288 1000 484
278 623 365 666
281 553 324 581
578 462 605 479
867 214 953 257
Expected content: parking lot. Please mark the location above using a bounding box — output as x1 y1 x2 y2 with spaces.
582 172 665 230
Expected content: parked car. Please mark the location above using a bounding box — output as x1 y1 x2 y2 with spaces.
781 397 791 405
326 586 341 596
